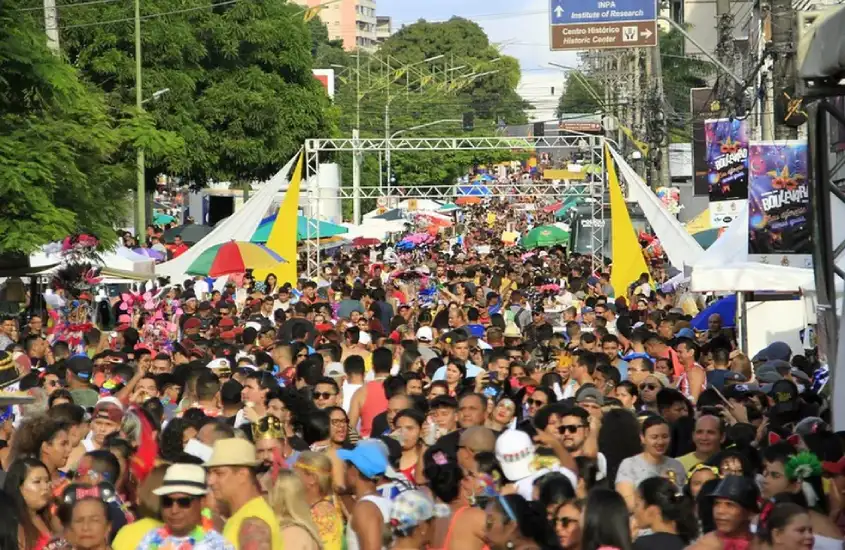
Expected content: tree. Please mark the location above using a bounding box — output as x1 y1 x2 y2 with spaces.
57 0 335 185
0 0 181 255
557 72 605 115
329 17 530 203
660 27 712 141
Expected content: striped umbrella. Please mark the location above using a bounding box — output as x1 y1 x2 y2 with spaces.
186 241 286 277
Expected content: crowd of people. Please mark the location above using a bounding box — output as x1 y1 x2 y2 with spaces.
0 201 839 550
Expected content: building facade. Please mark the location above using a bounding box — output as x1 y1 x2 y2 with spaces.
376 15 392 44
292 0 378 51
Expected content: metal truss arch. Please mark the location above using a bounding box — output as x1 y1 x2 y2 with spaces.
302 134 608 279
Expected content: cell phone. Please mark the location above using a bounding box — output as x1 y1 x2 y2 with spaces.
483 385 501 399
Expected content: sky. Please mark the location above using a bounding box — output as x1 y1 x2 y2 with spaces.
376 0 581 121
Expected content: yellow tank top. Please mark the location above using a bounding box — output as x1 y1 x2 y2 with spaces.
223 496 284 550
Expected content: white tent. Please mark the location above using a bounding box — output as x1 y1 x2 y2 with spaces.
363 199 443 219
689 207 815 292
156 153 299 282
29 245 155 277
341 219 408 241
610 147 705 269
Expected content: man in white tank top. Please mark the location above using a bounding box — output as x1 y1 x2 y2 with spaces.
338 442 392 550
341 355 366 414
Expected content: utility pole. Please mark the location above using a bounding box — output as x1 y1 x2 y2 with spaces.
715 0 736 112
353 52 361 225
43 0 60 54
650 38 670 188
771 0 797 139
134 0 146 237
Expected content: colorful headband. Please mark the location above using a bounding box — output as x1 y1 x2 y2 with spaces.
60 482 115 506
687 463 720 481
769 432 801 447
294 462 329 475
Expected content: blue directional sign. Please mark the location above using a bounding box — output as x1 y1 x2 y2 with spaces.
550 0 656 24
550 0 657 50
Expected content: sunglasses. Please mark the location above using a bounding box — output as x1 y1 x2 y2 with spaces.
314 392 336 400
555 517 579 528
639 383 658 391
525 398 546 407
558 424 586 434
162 495 197 509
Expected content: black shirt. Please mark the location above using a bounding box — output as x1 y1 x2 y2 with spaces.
633 532 686 550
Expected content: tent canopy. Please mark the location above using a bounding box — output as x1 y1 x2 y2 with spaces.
156 153 299 280
251 215 348 243
689 207 815 292
610 147 705 269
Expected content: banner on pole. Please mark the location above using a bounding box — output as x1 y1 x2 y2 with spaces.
705 118 749 227
747 140 812 268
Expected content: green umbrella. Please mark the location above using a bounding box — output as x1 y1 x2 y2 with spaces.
521 225 570 249
438 202 460 213
251 216 348 243
554 197 582 218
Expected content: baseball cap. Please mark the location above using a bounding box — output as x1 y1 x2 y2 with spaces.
416 326 433 342
768 379 799 414
389 490 451 535
337 442 388 479
183 317 202 330
575 386 604 406
325 362 344 377
752 341 792 362
581 307 594 314
675 328 695 340
723 371 748 383
495 429 536 482
218 318 235 330
198 301 212 311
66 355 94 381
93 398 124 424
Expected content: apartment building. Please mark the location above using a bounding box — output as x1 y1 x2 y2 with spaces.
292 0 378 51
376 15 392 44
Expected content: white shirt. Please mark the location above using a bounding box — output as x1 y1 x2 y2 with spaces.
342 381 363 413
513 465 578 501
194 280 210 300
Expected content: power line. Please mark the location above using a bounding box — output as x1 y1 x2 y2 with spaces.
13 0 122 12
45 0 238 30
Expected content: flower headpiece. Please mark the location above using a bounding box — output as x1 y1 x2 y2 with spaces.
785 451 822 482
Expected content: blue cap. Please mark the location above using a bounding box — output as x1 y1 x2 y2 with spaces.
337 442 388 478
675 328 695 340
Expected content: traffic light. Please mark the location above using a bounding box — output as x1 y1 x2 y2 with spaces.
462 112 474 132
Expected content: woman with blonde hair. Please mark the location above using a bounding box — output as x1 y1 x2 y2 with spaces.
268 469 323 550
293 451 343 550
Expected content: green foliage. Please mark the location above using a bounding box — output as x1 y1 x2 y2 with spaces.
0 0 181 254
57 0 335 184
557 72 605 115
660 27 712 122
329 17 529 205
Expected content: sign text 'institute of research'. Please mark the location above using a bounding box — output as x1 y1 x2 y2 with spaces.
550 0 657 51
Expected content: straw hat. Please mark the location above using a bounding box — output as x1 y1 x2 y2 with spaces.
205 438 259 468
153 464 208 496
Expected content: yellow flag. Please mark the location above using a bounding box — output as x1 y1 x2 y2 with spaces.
303 6 322 22
607 145 650 298
265 153 304 285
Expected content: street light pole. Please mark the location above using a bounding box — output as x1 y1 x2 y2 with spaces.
135 0 145 238
385 119 462 185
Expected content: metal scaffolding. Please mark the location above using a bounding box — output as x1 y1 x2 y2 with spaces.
302 134 608 279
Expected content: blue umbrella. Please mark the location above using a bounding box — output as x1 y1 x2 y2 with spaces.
691 294 737 330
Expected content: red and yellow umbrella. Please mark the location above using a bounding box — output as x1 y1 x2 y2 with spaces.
186 241 287 277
